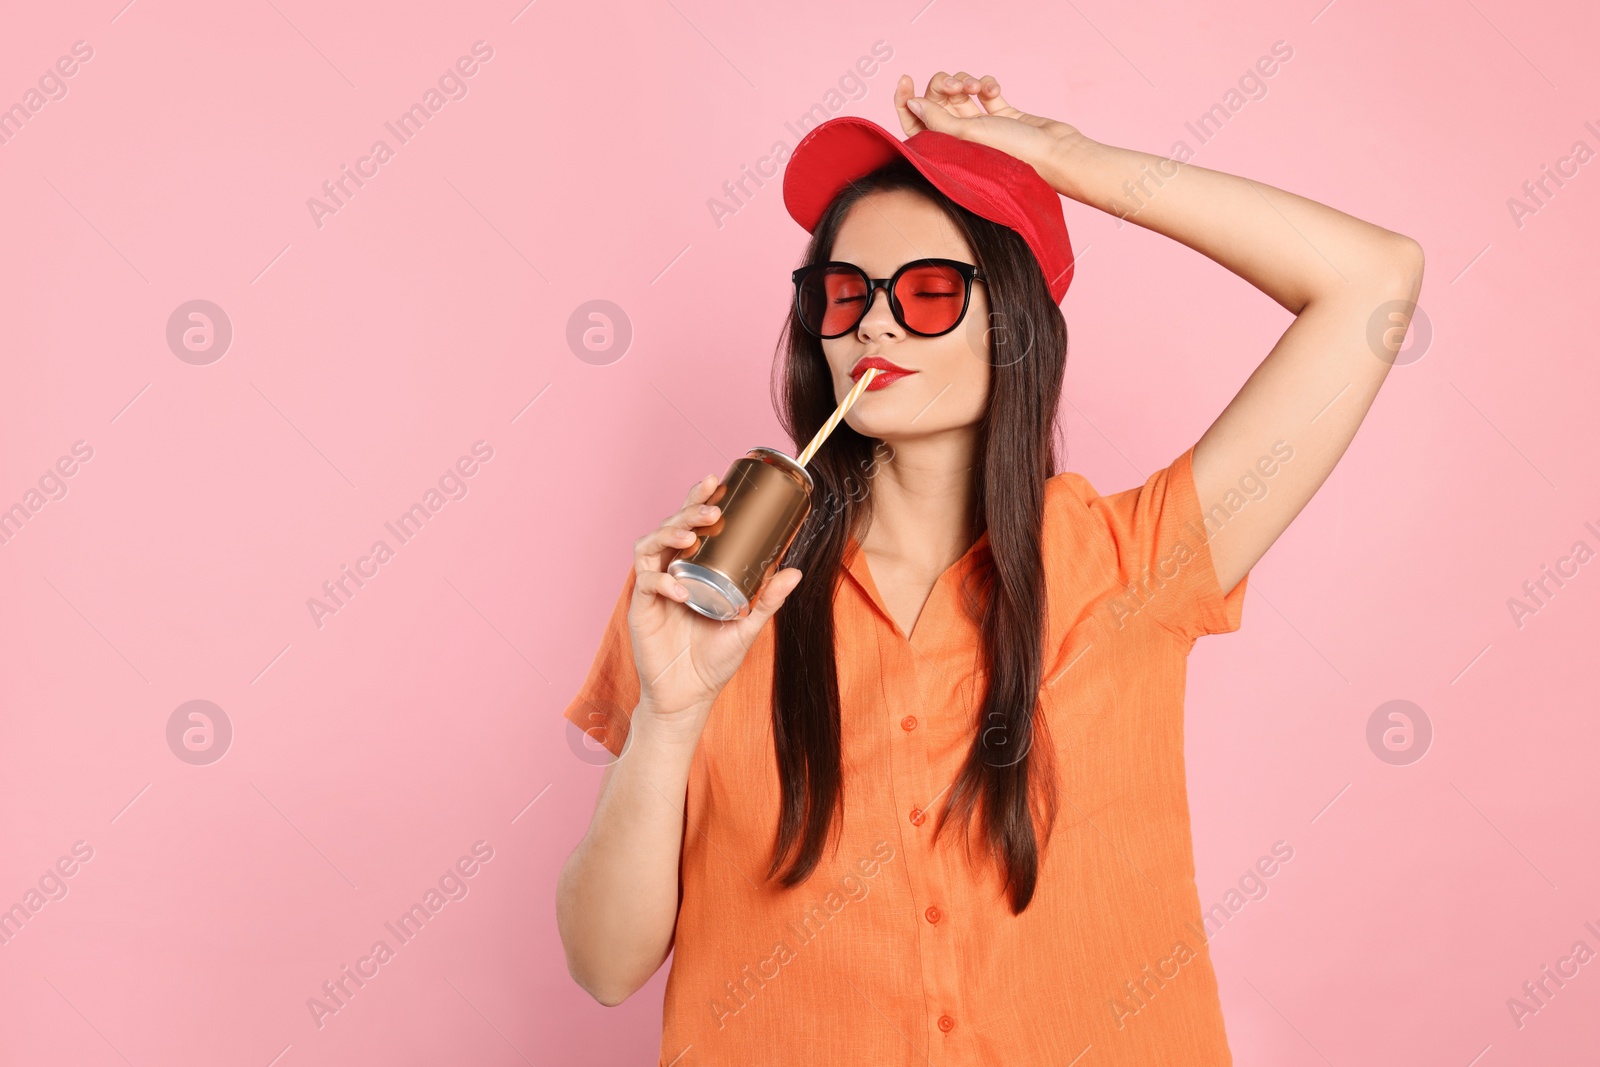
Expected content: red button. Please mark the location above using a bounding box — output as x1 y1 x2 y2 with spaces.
925 905 942 924
909 807 925 826
901 715 917 731
938 1014 955 1033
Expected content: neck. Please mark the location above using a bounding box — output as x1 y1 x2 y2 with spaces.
857 428 980 567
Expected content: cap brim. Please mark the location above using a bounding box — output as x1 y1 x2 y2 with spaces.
782 117 913 233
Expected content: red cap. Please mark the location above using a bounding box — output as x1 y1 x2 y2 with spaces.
782 115 1075 304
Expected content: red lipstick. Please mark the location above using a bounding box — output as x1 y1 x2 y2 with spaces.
849 355 916 391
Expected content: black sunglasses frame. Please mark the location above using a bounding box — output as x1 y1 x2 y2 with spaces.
791 257 988 339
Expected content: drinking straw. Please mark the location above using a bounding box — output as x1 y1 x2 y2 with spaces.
796 368 880 467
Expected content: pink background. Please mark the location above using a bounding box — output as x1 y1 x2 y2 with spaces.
2 0 1597 1063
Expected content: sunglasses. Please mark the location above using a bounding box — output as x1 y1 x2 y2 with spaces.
791 258 987 339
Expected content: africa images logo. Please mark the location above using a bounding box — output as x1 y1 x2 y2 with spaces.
305 841 495 1030
305 41 494 229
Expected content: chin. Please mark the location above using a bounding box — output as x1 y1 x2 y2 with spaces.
847 416 924 443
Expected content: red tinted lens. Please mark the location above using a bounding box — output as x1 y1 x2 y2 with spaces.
798 267 867 336
893 264 966 334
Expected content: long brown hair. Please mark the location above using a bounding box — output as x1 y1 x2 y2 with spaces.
768 159 1070 913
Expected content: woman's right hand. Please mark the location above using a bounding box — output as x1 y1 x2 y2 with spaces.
628 473 803 739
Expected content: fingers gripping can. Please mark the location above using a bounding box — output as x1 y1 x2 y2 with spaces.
667 447 814 621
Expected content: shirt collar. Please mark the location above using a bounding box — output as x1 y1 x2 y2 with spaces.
842 528 992 638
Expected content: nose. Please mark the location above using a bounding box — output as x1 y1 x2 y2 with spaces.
856 282 901 340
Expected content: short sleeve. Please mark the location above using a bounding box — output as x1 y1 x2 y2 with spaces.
1086 443 1248 646
561 564 642 759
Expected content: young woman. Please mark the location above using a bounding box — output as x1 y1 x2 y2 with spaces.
557 71 1423 1065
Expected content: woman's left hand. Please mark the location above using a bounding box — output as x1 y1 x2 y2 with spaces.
893 72 1090 187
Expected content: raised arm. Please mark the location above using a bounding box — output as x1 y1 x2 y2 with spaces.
896 71 1426 594
1044 135 1423 592
556 476 803 1005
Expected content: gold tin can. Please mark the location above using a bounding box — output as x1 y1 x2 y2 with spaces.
667 447 814 621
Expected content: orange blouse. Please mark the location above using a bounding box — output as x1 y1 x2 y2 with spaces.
563 443 1249 1066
